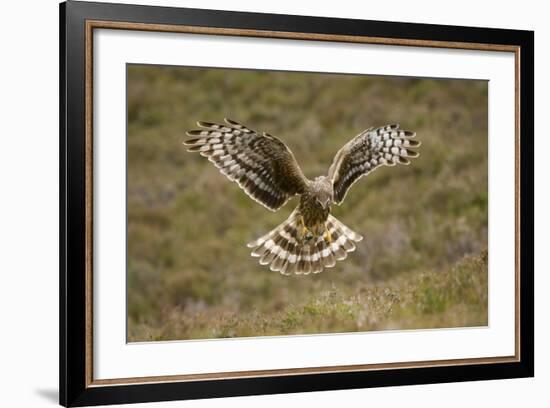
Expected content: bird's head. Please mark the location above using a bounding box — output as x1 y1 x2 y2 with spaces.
312 177 333 210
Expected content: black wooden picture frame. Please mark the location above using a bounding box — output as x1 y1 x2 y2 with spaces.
60 1 534 406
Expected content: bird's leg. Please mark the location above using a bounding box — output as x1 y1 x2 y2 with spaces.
323 224 332 243
298 215 309 240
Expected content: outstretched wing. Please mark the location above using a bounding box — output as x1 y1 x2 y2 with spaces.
184 119 309 211
328 124 420 205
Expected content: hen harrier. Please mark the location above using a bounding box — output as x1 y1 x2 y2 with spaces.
184 119 420 275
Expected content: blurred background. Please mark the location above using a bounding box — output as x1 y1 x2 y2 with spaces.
127 65 488 342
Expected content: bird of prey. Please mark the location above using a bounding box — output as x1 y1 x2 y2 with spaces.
184 119 420 275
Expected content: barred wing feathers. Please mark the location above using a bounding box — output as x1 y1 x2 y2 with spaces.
184 119 309 211
328 124 420 204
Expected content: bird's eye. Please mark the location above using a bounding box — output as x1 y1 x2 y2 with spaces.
316 198 329 208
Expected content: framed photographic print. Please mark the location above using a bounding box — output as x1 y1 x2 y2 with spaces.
59 1 534 406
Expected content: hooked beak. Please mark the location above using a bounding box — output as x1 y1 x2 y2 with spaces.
321 199 330 209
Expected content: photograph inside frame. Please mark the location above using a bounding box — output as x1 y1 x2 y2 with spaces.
126 64 488 342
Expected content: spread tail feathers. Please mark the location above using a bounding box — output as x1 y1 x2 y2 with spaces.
247 210 363 275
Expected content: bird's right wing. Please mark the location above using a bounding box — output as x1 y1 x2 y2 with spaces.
328 124 420 205
184 119 309 211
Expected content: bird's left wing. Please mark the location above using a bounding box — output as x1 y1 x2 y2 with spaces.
328 124 420 205
184 119 309 211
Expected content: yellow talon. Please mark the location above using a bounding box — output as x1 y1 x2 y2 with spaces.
324 228 332 243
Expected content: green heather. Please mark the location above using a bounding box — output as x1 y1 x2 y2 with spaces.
126 65 488 342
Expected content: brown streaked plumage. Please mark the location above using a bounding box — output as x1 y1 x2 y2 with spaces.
184 119 420 275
